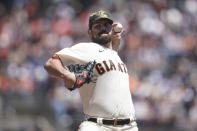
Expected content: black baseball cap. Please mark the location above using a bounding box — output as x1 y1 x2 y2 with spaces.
89 10 113 29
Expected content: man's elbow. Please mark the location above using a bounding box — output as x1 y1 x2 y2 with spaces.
44 58 52 72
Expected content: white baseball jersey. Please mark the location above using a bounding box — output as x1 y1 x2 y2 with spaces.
56 42 136 119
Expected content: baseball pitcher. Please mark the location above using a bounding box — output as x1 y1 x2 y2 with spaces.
44 10 138 131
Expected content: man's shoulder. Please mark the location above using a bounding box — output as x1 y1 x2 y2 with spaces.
75 42 102 47
73 42 103 50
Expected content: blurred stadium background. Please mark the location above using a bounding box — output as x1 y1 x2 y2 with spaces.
0 0 197 131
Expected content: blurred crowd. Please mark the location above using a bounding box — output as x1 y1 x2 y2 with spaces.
0 0 197 131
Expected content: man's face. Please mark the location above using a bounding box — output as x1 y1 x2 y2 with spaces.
89 19 112 45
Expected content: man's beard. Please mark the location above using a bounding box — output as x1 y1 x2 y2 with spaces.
92 31 111 45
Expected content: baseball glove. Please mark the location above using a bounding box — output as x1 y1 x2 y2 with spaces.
65 61 96 91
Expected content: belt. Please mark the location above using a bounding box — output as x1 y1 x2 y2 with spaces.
87 118 134 126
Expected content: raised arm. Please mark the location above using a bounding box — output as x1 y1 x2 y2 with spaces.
111 23 124 51
44 54 76 89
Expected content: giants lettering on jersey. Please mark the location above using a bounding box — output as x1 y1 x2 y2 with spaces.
95 60 128 75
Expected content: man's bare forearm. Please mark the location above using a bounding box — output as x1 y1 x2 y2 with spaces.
112 43 119 51
44 55 76 88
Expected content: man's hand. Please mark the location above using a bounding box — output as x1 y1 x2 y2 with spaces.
62 72 76 89
110 23 125 51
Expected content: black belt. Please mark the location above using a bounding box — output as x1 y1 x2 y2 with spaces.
88 118 133 126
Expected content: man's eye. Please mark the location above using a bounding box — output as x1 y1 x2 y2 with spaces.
104 23 109 26
95 25 101 29
105 23 111 27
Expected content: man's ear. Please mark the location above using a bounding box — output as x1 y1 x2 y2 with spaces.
88 29 92 37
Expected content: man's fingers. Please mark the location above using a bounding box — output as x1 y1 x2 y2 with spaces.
111 23 118 32
121 29 125 34
112 23 118 27
113 29 125 36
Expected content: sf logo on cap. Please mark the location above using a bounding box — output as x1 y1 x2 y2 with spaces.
97 11 108 17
